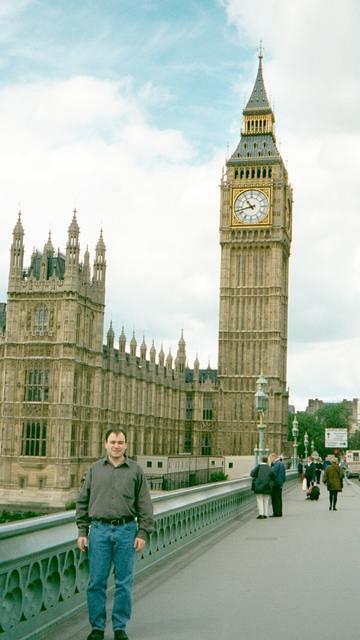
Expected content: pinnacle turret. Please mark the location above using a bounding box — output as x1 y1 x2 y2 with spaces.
93 229 106 288
9 212 25 284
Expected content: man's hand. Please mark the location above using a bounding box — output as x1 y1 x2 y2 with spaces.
77 536 88 552
134 537 146 552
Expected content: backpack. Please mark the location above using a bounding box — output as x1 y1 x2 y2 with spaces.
309 485 320 501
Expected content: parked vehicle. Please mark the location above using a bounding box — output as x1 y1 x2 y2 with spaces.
345 450 360 477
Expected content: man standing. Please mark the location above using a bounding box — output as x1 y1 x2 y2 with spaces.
269 453 286 517
76 429 154 640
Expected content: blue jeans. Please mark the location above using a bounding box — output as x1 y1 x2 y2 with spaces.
87 520 137 631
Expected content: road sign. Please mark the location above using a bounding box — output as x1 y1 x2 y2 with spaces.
325 428 348 449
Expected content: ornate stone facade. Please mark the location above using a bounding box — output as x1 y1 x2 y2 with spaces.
0 54 291 508
0 212 217 508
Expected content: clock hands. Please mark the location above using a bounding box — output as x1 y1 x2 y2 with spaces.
237 203 255 213
245 199 255 209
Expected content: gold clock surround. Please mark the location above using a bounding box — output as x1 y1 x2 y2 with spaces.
231 186 272 227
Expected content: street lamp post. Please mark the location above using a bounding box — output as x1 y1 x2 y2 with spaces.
254 374 269 464
304 431 309 459
292 414 299 470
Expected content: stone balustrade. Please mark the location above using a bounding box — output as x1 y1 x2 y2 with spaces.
0 473 296 640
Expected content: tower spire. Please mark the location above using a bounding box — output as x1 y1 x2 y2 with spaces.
243 46 271 114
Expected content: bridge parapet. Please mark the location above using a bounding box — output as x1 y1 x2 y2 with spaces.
0 473 296 640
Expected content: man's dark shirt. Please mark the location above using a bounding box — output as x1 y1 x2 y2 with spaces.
76 456 154 540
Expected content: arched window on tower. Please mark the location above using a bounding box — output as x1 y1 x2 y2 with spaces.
33 306 48 334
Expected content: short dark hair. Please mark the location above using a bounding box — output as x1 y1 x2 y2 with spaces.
105 429 127 443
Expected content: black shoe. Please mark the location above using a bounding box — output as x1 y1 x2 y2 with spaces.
114 630 129 640
256 515 262 519
87 631 104 640
329 506 332 510
333 507 337 511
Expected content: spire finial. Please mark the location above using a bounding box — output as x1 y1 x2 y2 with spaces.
258 40 264 60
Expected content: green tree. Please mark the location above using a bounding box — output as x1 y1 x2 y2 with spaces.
288 402 352 459
288 411 325 458
348 431 360 450
315 403 351 429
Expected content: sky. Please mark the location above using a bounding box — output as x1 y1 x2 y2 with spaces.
0 0 360 411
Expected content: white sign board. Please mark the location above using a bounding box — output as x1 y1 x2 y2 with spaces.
325 428 348 449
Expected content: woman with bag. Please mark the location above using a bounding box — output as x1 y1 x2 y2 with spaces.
250 455 276 519
323 457 344 511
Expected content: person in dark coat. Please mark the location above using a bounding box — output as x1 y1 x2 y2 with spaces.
323 457 344 510
297 460 303 478
304 457 316 490
251 456 276 519
315 459 323 484
269 453 286 517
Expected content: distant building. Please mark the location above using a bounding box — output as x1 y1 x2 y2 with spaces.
306 398 360 433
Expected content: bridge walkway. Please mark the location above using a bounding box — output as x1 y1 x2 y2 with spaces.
47 479 360 640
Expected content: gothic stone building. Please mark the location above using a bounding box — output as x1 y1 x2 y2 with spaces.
0 54 292 508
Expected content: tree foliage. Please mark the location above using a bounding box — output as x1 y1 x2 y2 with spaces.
288 402 352 459
348 431 360 450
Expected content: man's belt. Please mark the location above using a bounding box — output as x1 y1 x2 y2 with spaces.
92 516 135 526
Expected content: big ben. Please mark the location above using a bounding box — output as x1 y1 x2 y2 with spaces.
217 50 293 455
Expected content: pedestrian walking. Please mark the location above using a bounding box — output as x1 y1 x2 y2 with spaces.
304 457 316 491
323 457 344 511
269 452 286 517
315 459 323 484
340 455 350 485
76 429 154 640
251 456 276 519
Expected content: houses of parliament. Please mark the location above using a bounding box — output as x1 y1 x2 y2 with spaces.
0 53 293 508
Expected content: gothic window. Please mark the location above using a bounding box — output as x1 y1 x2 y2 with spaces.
70 424 77 457
76 312 81 344
33 306 48 333
203 394 213 420
21 421 47 456
184 425 193 453
85 372 92 405
201 433 211 455
80 424 89 456
186 393 193 420
88 312 94 348
25 368 49 402
73 371 78 403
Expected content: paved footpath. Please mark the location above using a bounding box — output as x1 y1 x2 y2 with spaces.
49 480 360 640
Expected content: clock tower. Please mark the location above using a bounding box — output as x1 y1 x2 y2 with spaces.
217 51 293 455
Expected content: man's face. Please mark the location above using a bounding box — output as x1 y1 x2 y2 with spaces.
105 432 127 459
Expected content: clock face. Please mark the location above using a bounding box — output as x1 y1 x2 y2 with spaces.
234 189 269 224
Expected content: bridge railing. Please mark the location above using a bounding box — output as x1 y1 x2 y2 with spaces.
0 472 296 640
